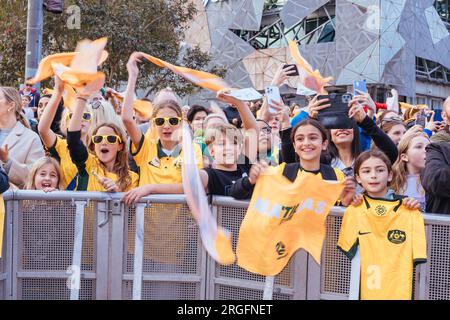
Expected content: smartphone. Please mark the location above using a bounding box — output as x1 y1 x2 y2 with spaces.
265 86 282 114
353 79 367 96
415 111 426 127
317 93 354 129
433 109 443 122
283 64 299 76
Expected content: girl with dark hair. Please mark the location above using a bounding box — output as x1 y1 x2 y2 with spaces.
303 93 398 176
231 119 355 204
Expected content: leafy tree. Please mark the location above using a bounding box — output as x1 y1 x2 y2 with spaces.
0 0 224 97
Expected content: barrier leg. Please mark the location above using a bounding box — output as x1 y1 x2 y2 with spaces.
69 201 86 300
132 203 146 300
348 247 360 300
263 276 275 300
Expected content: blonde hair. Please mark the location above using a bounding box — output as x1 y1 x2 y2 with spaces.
0 87 31 129
89 100 125 132
60 104 94 136
391 131 430 194
88 122 132 192
205 123 243 147
25 157 63 190
151 99 182 119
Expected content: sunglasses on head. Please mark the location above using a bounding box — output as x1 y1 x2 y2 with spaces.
66 112 93 122
381 117 403 125
153 117 182 127
92 134 122 145
91 100 103 109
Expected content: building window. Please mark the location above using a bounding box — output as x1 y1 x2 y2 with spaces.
434 0 450 23
231 1 335 49
431 99 443 109
416 57 450 84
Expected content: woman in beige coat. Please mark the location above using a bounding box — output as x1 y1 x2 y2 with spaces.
0 87 45 189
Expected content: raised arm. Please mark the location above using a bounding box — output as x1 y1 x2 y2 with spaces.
349 95 398 164
216 89 259 161
38 76 64 148
122 52 145 149
67 97 89 168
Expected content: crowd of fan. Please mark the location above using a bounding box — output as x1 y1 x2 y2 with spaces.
0 53 449 214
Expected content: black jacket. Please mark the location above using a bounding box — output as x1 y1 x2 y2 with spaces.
421 142 450 214
0 167 9 194
358 116 398 165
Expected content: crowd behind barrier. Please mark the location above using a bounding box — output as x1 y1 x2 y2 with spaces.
0 190 448 300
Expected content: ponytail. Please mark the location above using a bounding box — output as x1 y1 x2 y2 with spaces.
16 109 31 129
0 86 31 129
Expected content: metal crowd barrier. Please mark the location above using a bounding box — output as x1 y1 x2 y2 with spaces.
0 190 449 300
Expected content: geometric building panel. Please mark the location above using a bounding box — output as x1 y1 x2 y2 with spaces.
229 0 265 32
424 6 450 45
224 61 254 89
300 42 337 82
211 30 256 67
242 47 297 90
335 0 379 80
184 0 212 52
194 0 450 100
280 0 329 28
336 41 381 84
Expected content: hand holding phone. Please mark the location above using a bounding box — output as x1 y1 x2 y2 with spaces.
265 86 282 114
282 64 299 76
415 111 427 127
353 80 367 96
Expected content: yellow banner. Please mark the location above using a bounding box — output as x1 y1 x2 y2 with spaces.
236 166 344 276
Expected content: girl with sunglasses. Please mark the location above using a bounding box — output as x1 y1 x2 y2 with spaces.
67 95 139 192
38 76 94 190
121 52 205 203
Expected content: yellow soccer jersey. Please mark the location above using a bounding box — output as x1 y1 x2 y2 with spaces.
131 134 203 186
47 136 78 190
76 154 139 192
337 195 427 300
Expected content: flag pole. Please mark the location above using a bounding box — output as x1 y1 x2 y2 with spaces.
263 276 275 300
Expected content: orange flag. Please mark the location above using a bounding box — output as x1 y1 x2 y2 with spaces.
27 47 108 85
142 53 228 92
181 123 235 265
288 40 333 95
53 37 107 92
236 166 344 276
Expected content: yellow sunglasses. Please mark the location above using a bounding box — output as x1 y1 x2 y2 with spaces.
66 112 93 122
153 117 182 127
91 134 122 145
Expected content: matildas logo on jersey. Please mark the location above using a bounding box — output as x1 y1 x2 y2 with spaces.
375 205 387 216
388 230 406 244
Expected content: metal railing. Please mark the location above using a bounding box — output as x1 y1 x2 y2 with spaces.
0 190 449 300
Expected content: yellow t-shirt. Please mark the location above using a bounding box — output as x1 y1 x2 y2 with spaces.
47 136 78 190
76 153 139 192
132 134 203 186
337 195 427 300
